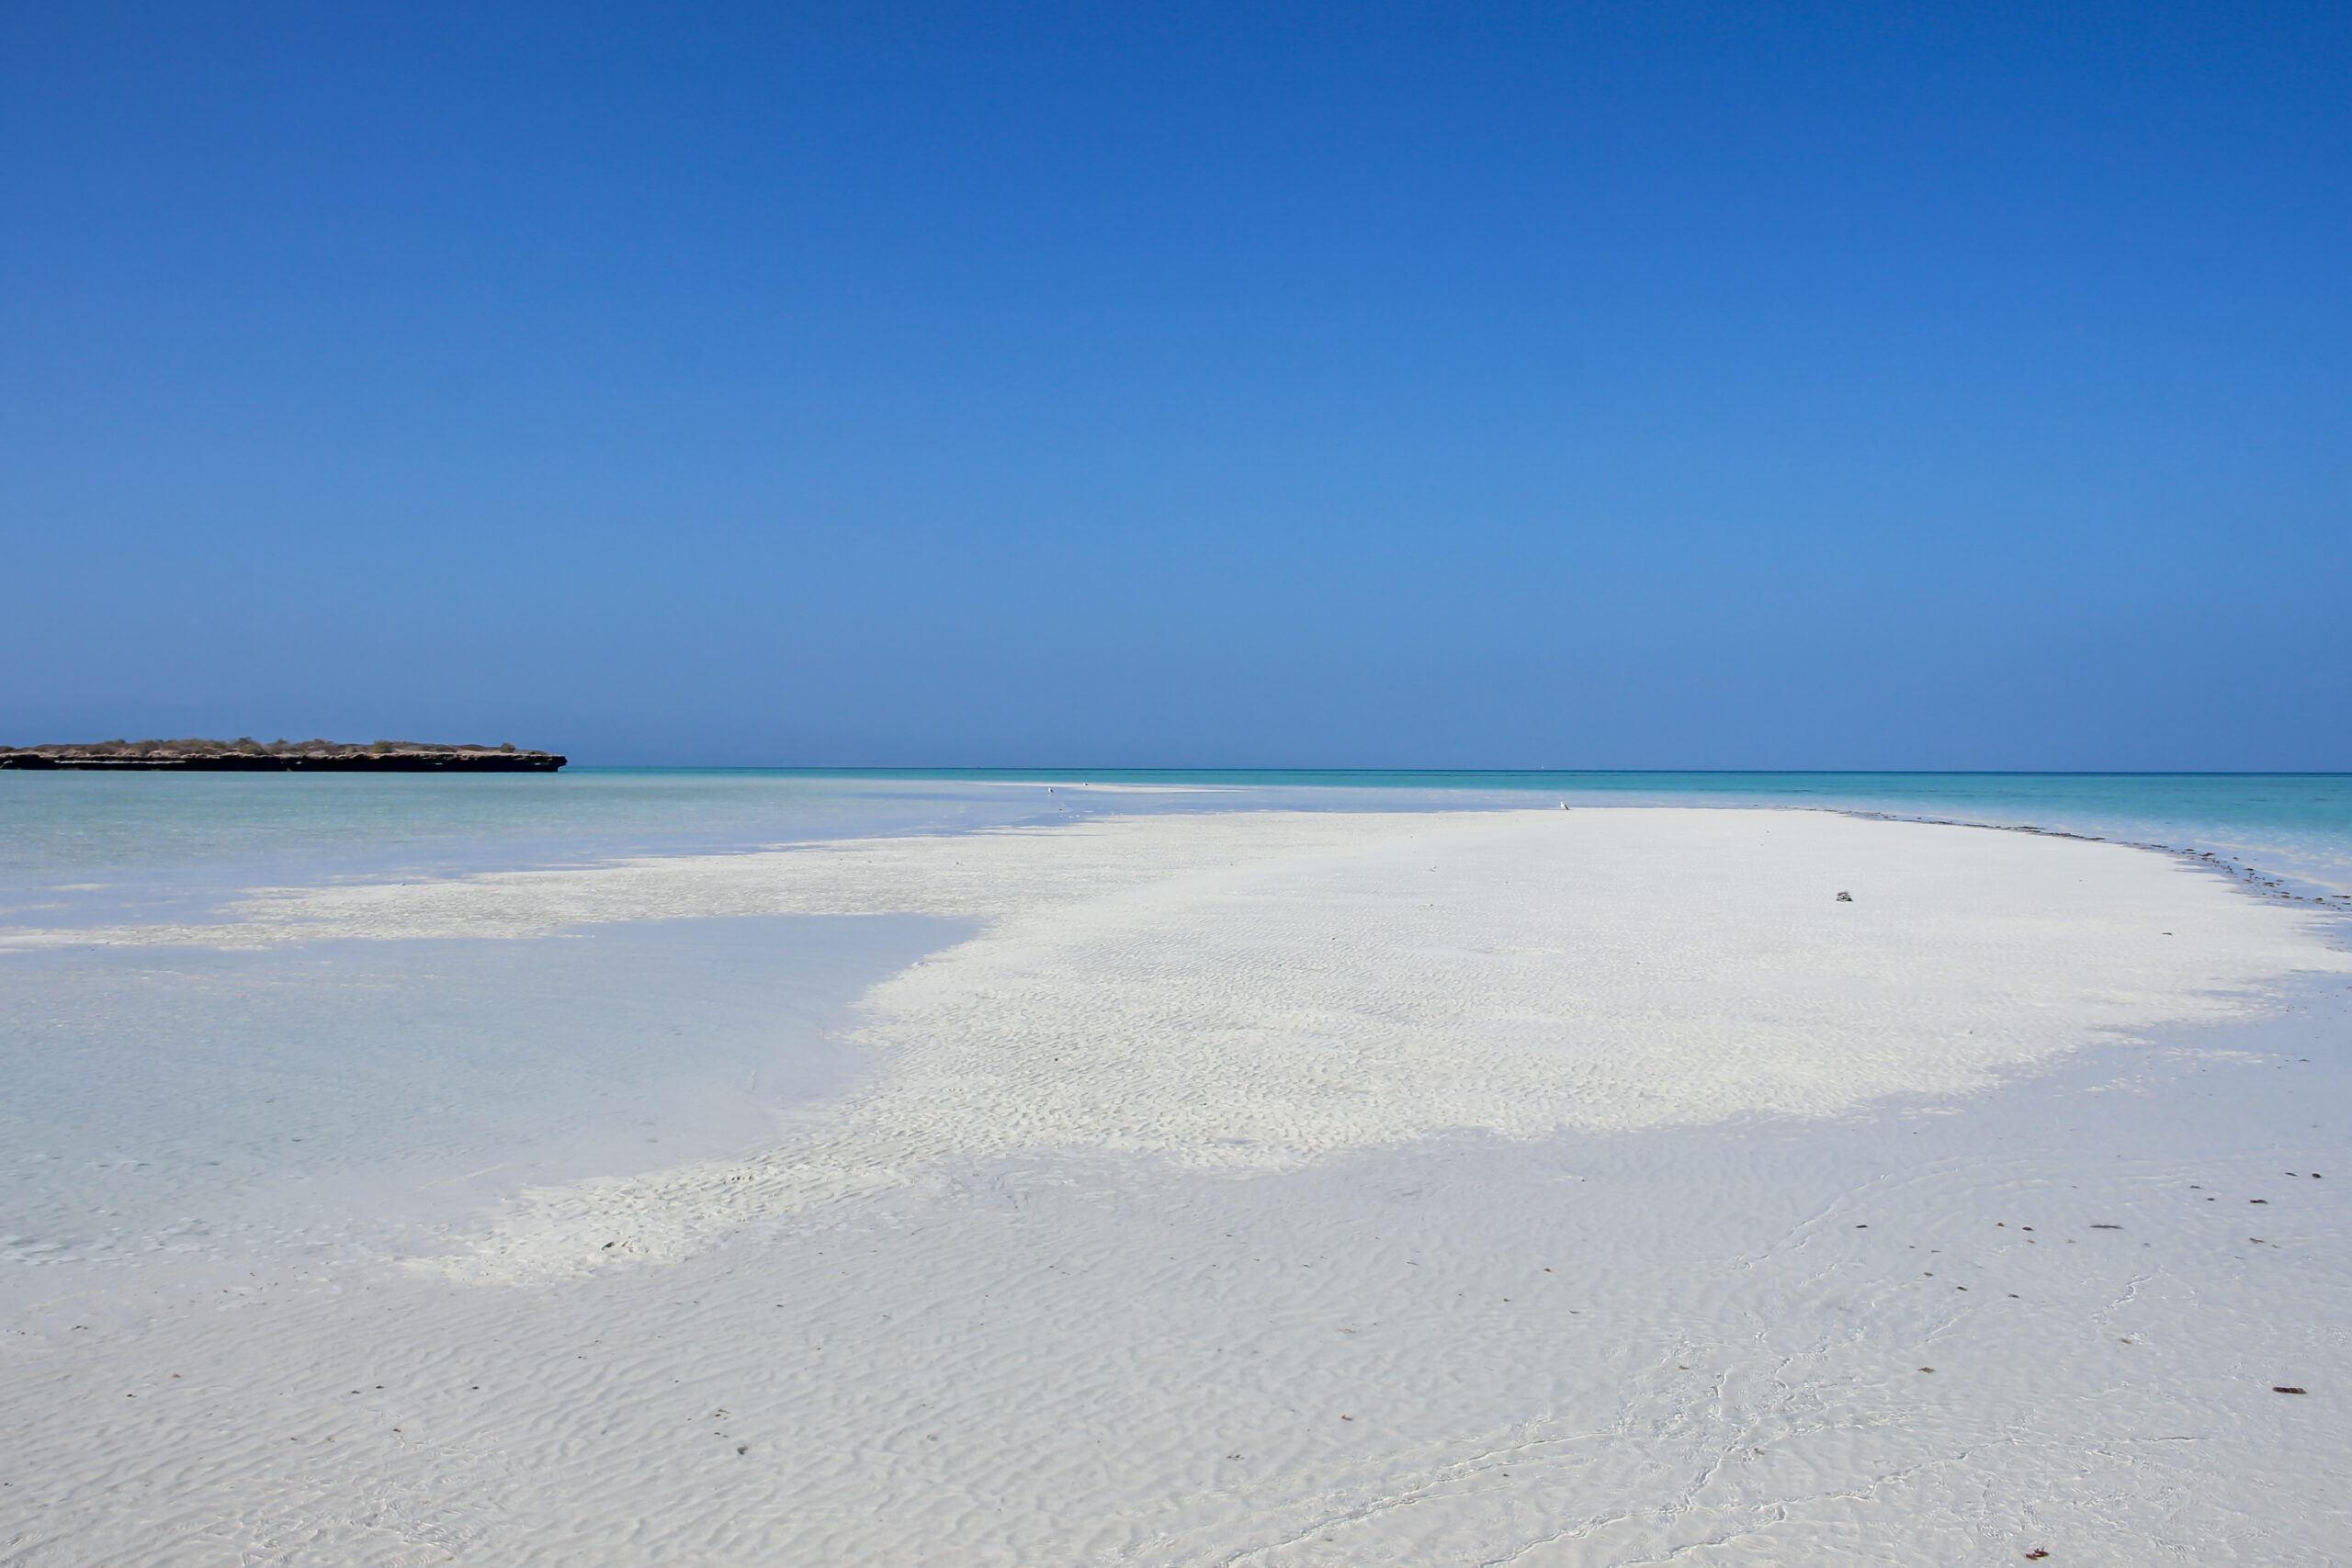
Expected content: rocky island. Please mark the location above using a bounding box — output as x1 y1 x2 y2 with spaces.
0 738 566 772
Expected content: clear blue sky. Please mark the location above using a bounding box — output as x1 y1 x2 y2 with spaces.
5 2 2346 767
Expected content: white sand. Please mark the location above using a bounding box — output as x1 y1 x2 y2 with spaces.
4 807 2348 1563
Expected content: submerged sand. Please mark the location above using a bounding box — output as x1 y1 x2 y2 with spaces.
4 807 2347 1563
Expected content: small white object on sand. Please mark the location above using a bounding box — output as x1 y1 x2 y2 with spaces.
6 807 2346 1564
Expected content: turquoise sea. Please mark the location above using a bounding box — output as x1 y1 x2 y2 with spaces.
6 770 2350 930
3 770 2347 1289
781 769 2352 897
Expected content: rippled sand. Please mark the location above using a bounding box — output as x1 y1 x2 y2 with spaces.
5 807 2346 1564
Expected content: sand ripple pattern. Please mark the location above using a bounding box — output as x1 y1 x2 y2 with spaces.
7 809 2349 1566
28 807 2324 1282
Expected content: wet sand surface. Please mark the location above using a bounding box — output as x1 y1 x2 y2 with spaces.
3 808 2346 1564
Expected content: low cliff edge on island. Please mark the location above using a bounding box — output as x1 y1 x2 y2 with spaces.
0 739 567 773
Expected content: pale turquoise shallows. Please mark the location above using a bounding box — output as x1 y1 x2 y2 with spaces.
2 769 2346 1298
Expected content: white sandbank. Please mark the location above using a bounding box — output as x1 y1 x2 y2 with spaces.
4 807 2348 1563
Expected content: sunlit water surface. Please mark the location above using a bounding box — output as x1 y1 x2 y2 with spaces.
4 770 2346 1292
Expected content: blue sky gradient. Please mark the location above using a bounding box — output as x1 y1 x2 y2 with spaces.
5 2 2346 766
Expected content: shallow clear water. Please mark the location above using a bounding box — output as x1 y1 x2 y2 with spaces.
790 769 2352 895
0 771 1059 931
0 913 958 1277
3 769 2346 1295
6 770 2348 925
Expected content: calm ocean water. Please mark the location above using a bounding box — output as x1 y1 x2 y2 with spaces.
4 770 2346 1288
6 770 2349 926
781 770 2352 896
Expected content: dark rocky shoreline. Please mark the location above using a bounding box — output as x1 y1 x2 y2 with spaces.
0 739 565 773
